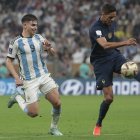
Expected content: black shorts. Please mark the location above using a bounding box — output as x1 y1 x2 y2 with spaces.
91 54 126 90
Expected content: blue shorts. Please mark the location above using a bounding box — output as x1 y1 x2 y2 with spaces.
91 54 126 90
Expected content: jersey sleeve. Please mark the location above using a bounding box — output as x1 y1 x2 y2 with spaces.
36 34 45 43
90 26 104 40
7 40 18 59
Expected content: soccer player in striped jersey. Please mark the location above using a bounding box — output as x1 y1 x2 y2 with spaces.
6 14 63 136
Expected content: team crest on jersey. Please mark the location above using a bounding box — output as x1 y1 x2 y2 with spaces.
108 33 112 39
9 48 13 54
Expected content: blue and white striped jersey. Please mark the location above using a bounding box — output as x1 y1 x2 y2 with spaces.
7 34 48 80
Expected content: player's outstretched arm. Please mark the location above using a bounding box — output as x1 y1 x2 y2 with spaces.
96 37 137 49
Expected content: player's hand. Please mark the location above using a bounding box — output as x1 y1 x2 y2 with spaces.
43 39 52 51
47 47 56 56
43 39 51 46
43 39 56 56
126 38 137 46
15 78 23 86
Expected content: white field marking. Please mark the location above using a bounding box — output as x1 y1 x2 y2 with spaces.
103 133 122 136
1 133 140 139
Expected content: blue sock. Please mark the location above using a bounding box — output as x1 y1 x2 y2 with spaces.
52 107 61 115
50 107 61 128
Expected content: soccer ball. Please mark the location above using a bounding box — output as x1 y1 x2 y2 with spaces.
121 61 138 78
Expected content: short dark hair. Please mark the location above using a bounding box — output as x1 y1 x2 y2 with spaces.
102 4 116 14
21 14 38 23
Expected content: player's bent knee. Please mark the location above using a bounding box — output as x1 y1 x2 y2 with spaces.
105 98 113 104
27 112 38 118
53 101 61 108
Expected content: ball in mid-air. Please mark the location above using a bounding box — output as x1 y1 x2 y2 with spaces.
121 61 138 78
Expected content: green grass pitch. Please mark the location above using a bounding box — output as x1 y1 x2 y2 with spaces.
0 95 140 140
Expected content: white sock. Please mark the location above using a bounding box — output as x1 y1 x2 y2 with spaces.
15 95 28 113
51 114 60 129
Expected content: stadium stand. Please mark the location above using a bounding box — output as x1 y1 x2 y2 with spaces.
0 0 140 78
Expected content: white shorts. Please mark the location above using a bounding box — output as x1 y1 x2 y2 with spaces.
23 73 58 104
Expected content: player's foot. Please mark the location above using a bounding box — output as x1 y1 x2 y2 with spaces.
93 125 101 136
7 93 18 108
49 128 63 136
8 86 24 108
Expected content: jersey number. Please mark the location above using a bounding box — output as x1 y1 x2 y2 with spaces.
30 45 35 52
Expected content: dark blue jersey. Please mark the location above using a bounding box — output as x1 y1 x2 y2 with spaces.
89 19 120 63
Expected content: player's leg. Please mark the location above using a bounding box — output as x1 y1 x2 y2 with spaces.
96 86 113 127
16 90 39 118
92 59 114 136
134 72 140 82
45 89 62 136
94 54 124 133
40 74 62 136
26 101 39 117
8 86 28 113
23 81 40 118
93 86 113 136
8 79 40 118
113 53 140 82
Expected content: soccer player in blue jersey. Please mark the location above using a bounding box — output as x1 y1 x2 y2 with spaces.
6 14 63 136
89 4 140 136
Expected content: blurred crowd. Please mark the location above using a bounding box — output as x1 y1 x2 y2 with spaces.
0 0 140 78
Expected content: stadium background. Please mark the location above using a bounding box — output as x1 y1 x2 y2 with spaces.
0 0 140 95
0 1 140 140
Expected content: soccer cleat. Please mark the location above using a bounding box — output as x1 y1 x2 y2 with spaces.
8 86 24 108
93 125 101 136
7 93 18 108
49 128 63 136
